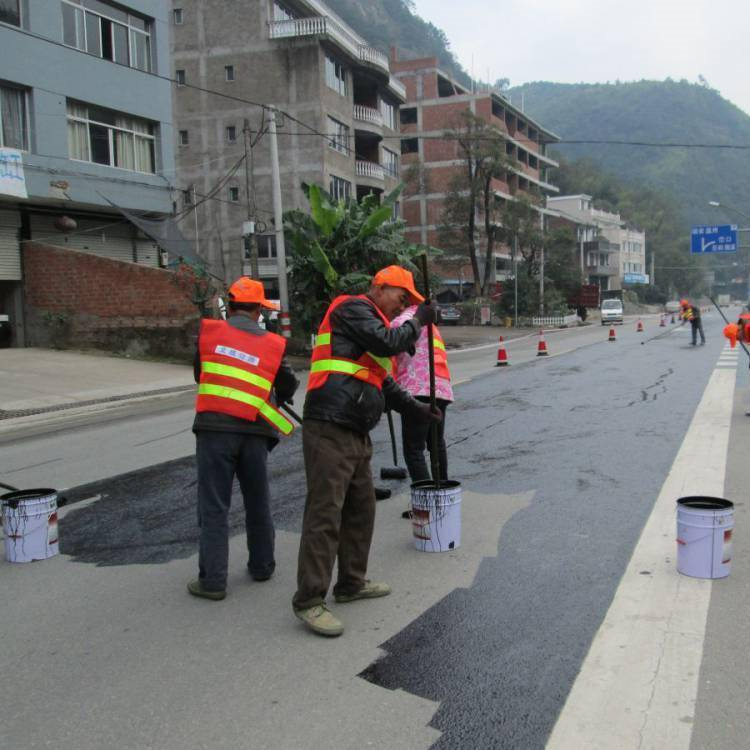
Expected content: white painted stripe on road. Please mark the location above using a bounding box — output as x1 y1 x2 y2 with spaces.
547 365 736 750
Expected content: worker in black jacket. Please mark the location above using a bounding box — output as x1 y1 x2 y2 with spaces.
188 277 298 601
293 265 440 636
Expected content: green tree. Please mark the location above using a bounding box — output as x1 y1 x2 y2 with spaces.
440 111 514 296
284 183 435 334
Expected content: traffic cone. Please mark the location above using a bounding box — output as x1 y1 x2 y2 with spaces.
537 328 549 356
637 319 644 332
659 314 666 327
496 336 509 366
671 314 676 324
608 326 616 341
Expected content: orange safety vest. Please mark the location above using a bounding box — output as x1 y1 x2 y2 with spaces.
307 295 394 392
195 319 294 435
431 325 451 381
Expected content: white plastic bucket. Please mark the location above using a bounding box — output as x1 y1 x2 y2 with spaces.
1 489 59 563
676 496 733 579
410 480 461 553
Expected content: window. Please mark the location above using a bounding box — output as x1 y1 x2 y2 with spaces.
67 100 156 173
0 85 28 150
329 175 351 202
391 201 401 221
224 65 235 82
325 54 347 96
400 138 418 155
273 2 297 21
178 129 188 146
382 148 399 177
176 69 186 86
327 116 349 155
183 188 193 206
400 107 417 125
61 1 152 72
244 235 278 260
228 186 239 202
381 100 396 130
0 0 20 26
226 125 237 142
173 8 183 24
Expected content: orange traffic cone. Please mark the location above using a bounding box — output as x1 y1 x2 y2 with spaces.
496 336 509 366
537 328 549 356
608 326 616 341
637 319 644 332
659 314 666 327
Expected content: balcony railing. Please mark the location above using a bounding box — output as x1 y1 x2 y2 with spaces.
586 264 617 276
269 17 390 76
353 105 383 127
355 160 385 180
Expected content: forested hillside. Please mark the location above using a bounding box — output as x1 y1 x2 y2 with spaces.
324 0 471 87
509 80 750 225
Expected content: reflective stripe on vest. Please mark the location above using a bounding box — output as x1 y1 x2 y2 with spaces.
198 383 293 435
201 361 273 393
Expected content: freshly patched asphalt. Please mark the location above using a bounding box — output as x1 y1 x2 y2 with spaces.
59 320 724 747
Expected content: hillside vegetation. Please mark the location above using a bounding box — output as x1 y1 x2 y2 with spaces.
509 80 750 225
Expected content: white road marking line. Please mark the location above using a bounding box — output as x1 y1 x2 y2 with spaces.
547 365 736 750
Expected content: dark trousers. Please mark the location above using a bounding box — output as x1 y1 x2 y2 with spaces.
196 431 275 592
293 419 375 610
691 319 706 344
401 397 449 482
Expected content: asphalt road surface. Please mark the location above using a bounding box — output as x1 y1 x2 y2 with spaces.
3 311 749 749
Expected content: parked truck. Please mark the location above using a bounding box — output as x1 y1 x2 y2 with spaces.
718 294 731 307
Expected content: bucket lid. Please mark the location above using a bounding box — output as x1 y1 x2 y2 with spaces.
1 488 57 509
677 496 733 511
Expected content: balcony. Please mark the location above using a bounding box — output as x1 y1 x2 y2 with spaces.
270 17 389 76
356 160 385 181
586 264 617 276
353 104 384 128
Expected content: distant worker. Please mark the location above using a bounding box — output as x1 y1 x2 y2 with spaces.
391 304 454 482
188 277 299 600
680 299 705 346
292 265 441 637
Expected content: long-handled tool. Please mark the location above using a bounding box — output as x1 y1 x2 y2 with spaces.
419 253 442 486
710 297 750 363
380 410 408 480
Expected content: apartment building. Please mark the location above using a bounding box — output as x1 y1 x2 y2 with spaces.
171 0 406 291
547 194 647 291
0 0 174 345
391 55 560 293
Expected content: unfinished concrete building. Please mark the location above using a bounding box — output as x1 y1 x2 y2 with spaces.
171 0 406 292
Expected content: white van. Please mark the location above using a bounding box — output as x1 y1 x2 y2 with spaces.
600 298 624 325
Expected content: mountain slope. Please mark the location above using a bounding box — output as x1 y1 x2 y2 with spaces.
508 80 750 225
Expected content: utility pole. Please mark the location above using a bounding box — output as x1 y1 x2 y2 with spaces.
243 118 259 278
539 211 545 315
192 185 200 259
513 234 518 328
268 108 290 337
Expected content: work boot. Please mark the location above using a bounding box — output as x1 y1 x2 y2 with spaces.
294 604 344 637
334 580 391 603
187 580 226 601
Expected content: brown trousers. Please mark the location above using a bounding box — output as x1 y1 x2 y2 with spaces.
293 419 376 610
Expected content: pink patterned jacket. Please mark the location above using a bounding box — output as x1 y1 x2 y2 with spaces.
391 306 454 402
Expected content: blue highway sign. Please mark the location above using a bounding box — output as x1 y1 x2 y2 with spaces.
690 224 738 254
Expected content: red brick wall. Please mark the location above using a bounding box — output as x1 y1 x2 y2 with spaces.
23 243 201 356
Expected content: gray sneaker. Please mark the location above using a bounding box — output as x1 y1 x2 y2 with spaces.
334 580 391 603
294 604 344 637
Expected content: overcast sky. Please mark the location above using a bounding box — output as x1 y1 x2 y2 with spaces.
411 0 750 117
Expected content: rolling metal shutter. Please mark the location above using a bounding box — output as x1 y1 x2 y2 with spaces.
30 214 136 264
0 209 22 281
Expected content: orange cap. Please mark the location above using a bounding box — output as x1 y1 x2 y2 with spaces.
372 265 424 304
227 277 279 310
680 299 689 307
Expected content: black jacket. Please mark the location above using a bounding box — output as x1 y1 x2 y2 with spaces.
193 315 299 441
303 296 424 434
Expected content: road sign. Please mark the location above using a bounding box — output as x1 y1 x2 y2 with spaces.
690 224 738 254
623 273 649 284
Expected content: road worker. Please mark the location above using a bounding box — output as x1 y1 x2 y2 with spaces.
188 277 298 600
680 299 705 346
292 265 441 637
391 304 454 482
